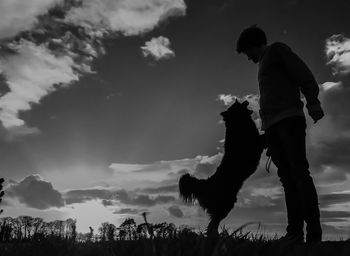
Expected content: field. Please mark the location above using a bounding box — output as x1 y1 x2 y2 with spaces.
1 229 349 256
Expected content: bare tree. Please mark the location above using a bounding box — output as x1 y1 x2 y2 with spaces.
0 178 5 215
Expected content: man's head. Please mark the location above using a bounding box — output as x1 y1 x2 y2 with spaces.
236 25 267 63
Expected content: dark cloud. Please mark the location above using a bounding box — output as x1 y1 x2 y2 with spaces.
313 166 348 185
6 175 64 209
113 208 141 215
319 193 350 208
310 137 350 172
64 189 113 205
64 188 176 207
320 210 350 221
102 199 113 207
308 83 350 176
168 205 184 218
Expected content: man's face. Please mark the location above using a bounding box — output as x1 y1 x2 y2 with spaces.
243 47 260 64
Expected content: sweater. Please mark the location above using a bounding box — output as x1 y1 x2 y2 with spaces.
258 42 323 130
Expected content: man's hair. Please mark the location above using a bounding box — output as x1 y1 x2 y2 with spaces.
236 25 267 54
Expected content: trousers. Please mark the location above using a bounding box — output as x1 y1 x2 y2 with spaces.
265 116 322 240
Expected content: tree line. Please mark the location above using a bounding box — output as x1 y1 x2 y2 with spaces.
0 216 183 243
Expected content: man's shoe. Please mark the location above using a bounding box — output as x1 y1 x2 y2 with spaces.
276 233 304 245
306 237 322 245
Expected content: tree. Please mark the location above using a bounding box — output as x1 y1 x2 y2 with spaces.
106 223 116 241
136 223 150 239
32 217 44 241
19 216 34 240
98 222 109 241
65 218 77 241
0 217 13 242
118 218 136 240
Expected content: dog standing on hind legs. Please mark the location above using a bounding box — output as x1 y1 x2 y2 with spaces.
179 99 266 236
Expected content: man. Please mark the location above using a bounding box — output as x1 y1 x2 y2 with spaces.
236 25 324 244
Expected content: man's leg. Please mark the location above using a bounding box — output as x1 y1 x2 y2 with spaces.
273 116 322 242
266 126 304 237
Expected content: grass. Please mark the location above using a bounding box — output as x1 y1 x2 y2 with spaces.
0 227 349 256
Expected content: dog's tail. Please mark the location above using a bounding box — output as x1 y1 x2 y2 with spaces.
179 173 203 204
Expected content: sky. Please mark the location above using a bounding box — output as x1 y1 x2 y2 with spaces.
1 0 350 240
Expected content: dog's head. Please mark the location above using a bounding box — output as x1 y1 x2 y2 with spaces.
220 99 253 122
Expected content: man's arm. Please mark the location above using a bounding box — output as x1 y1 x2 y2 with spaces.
274 43 324 122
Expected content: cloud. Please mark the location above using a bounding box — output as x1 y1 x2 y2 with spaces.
218 94 236 106
0 0 62 39
113 208 141 215
116 191 176 207
0 0 186 137
0 40 80 133
64 188 113 205
109 155 221 189
217 94 261 129
141 36 175 61
320 81 343 91
325 34 350 75
320 210 350 221
102 199 113 207
139 184 179 194
307 81 350 176
65 0 186 36
193 153 222 178
63 188 176 207
168 205 184 218
318 192 350 208
6 174 64 209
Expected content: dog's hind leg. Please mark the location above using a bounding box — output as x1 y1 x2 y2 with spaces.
206 217 221 237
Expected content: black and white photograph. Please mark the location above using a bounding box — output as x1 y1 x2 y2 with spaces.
0 0 350 255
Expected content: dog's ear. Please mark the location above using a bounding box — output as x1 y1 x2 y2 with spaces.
242 100 249 107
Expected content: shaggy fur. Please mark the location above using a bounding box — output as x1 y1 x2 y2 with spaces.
179 100 265 235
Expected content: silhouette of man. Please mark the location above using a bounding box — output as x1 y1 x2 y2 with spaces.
236 25 323 244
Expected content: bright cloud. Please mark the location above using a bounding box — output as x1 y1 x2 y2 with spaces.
325 34 350 75
0 0 62 38
0 40 79 133
141 36 175 61
65 0 186 36
218 94 261 130
320 81 343 91
218 94 236 106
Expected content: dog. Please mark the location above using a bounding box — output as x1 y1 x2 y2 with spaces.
179 100 266 235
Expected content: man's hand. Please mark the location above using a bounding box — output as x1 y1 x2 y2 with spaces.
309 109 324 123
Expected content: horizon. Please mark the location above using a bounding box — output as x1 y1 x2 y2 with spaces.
1 0 350 241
